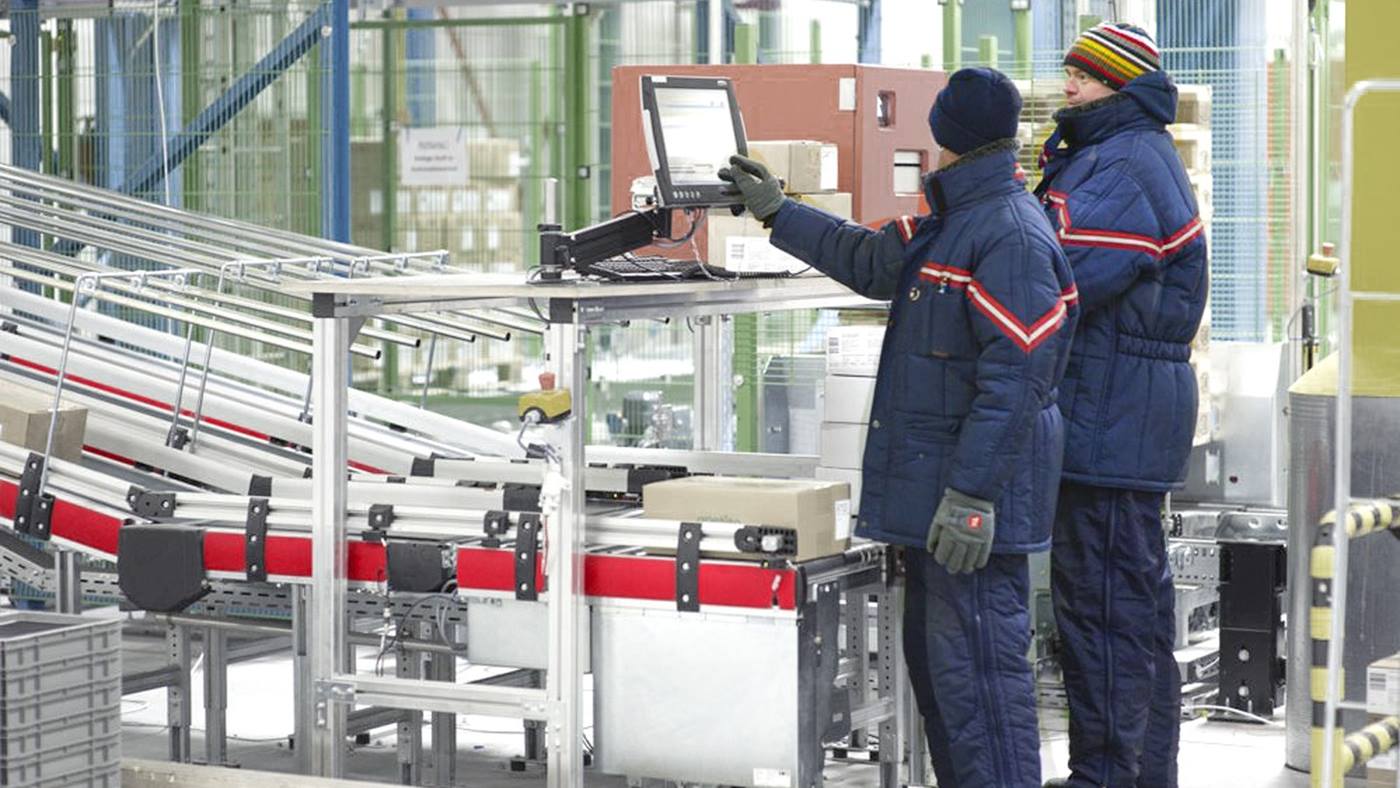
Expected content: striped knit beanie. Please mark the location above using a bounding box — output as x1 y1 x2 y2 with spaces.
1064 22 1160 90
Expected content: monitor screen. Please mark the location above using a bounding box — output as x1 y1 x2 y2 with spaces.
653 87 736 184
641 76 747 208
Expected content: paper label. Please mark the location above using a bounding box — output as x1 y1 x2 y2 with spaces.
724 236 805 274
753 768 793 788
1367 664 1400 713
398 127 469 187
834 499 852 540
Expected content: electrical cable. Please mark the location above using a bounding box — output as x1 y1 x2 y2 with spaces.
1181 704 1283 727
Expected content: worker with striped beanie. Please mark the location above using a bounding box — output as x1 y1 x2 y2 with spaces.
1064 21 1161 90
1037 21 1207 788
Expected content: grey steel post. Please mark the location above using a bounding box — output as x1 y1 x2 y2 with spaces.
204 627 229 766
428 637 457 786
396 642 423 784
692 316 734 451
291 585 313 775
844 589 870 750
168 623 193 762
53 549 81 614
545 317 586 788
309 311 351 778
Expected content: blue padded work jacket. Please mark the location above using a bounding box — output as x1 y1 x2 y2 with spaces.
1034 71 1209 492
770 145 1077 553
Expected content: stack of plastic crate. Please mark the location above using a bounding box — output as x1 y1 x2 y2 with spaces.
0 611 121 787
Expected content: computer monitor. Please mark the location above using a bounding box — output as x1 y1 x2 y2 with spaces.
640 75 748 209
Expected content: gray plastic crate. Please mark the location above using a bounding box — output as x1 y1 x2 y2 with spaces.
0 612 120 787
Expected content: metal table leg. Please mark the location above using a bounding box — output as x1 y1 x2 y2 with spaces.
309 313 350 778
428 643 457 786
204 627 228 766
291 586 313 774
168 623 193 763
396 643 423 785
53 549 81 614
544 319 586 788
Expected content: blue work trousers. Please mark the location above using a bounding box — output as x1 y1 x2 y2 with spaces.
1051 482 1181 787
903 550 1041 788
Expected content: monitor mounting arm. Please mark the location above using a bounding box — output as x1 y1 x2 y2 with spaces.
536 208 674 281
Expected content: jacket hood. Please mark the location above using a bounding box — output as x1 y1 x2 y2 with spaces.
1119 70 1178 125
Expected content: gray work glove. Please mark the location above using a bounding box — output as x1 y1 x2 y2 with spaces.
926 488 996 574
718 154 788 222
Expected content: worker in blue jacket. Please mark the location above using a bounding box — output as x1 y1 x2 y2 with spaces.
1034 23 1209 788
722 68 1076 788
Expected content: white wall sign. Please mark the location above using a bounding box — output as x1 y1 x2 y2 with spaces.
397 127 468 188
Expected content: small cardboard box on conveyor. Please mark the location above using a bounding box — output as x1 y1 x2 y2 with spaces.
642 476 852 563
0 380 87 463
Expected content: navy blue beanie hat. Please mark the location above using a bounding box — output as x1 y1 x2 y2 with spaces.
928 67 1023 155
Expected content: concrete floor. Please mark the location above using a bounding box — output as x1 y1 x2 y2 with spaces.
119 644 1363 787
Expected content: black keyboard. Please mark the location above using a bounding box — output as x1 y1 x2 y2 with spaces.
587 255 715 281
585 255 791 282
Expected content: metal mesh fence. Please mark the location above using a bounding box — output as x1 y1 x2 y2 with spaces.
0 0 1302 450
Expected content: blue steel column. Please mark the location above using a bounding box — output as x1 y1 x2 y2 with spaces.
12 0 41 251
858 0 882 64
322 0 351 242
405 8 435 126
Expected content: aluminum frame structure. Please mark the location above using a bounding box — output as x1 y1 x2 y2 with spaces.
1316 78 1400 788
300 272 875 787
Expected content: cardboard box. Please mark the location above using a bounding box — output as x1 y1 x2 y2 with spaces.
821 374 876 424
1368 653 1400 714
826 325 885 377
1168 124 1212 173
816 466 863 516
748 140 839 194
819 422 868 470
1176 84 1213 126
642 477 852 562
705 214 807 273
0 381 87 462
794 191 853 218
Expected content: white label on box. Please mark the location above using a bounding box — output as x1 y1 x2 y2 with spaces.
1367 665 1400 713
820 145 839 191
826 327 885 376
725 236 805 274
368 189 383 216
398 127 469 187
1368 748 1397 771
838 78 857 111
754 768 793 788
834 499 852 540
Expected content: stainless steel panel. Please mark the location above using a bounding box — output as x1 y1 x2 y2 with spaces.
594 605 802 787
462 595 591 672
1180 342 1289 507
1284 391 1400 769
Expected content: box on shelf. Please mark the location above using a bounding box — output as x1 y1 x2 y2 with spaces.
794 191 853 218
816 466 863 515
826 325 885 377
0 381 88 462
705 214 806 274
821 374 876 425
1176 84 1213 126
1168 124 1212 173
819 422 868 470
642 477 852 562
748 140 839 194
